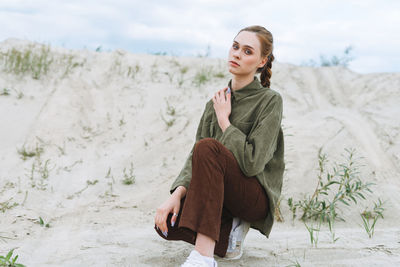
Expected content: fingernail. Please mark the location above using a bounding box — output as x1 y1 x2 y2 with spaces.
163 231 168 237
171 221 175 227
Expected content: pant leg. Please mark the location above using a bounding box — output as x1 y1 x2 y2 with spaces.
154 138 269 257
154 195 232 257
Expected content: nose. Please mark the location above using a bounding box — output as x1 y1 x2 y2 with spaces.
232 48 240 59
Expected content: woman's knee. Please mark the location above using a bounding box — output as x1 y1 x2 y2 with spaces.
194 138 222 155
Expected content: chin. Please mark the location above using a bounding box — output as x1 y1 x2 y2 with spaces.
228 66 240 75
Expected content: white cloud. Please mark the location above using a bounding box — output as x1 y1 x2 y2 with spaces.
0 0 399 73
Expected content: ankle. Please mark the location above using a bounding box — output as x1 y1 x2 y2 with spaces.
195 248 213 258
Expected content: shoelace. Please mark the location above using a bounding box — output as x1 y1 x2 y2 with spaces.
227 225 241 251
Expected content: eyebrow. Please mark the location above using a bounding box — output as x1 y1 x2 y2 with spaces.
233 40 255 50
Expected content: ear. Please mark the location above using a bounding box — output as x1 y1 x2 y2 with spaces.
258 56 268 68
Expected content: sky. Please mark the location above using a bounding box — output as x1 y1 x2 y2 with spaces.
0 0 399 74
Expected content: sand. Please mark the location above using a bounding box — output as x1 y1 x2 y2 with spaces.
0 38 399 266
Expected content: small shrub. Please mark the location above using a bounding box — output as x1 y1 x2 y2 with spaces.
289 148 373 223
288 147 375 243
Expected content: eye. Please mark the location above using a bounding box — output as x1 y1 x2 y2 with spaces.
245 49 252 55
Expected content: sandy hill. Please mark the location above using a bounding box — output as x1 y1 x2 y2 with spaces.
0 38 399 266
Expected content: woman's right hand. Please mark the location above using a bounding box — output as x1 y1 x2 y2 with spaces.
154 194 181 236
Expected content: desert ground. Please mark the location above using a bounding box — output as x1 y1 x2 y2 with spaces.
0 38 399 266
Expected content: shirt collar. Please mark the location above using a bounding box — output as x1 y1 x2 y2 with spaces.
227 76 265 101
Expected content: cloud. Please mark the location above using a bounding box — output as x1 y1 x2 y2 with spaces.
0 0 399 73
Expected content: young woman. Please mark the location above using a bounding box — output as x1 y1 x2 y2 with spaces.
154 25 285 267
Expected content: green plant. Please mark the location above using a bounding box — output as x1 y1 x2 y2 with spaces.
100 167 117 198
304 217 322 247
122 162 135 185
67 179 99 199
119 116 126 127
17 143 44 160
61 54 84 78
301 45 355 68
38 217 50 228
360 198 385 238
288 197 297 221
213 71 225 78
193 66 212 87
176 66 189 87
127 63 140 79
150 61 160 82
0 198 18 213
160 99 177 130
291 148 373 223
0 248 25 267
289 147 374 244
285 259 302 267
0 44 53 79
0 88 10 96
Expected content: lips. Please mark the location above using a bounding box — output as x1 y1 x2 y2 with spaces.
230 61 239 66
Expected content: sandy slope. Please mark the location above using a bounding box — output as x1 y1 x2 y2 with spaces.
0 38 399 266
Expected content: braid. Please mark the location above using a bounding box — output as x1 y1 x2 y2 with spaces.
260 53 274 88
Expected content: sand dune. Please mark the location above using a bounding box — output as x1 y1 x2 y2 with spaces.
0 38 399 266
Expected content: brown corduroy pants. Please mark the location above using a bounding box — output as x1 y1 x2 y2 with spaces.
154 138 269 257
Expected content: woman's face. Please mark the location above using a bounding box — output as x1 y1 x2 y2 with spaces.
227 31 267 76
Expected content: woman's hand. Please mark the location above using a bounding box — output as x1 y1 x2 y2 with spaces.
154 194 181 236
212 87 231 132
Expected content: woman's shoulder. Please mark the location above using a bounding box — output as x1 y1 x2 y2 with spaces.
259 87 283 104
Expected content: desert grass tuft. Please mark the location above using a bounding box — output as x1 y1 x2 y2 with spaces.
193 66 213 87
0 197 18 213
360 198 385 238
304 217 322 247
17 143 44 161
160 99 177 130
285 259 302 267
122 162 136 185
100 167 118 198
38 217 50 228
0 248 25 267
0 88 10 96
0 44 53 79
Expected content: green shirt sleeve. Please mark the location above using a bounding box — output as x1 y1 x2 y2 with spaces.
169 103 207 194
218 94 283 177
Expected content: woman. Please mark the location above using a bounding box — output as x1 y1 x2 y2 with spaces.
154 25 285 267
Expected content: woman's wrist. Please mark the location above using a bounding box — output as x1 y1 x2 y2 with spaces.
172 185 187 199
220 119 231 132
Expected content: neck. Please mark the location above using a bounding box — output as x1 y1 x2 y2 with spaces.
231 74 255 91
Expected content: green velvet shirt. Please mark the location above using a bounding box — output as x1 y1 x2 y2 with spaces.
170 75 285 238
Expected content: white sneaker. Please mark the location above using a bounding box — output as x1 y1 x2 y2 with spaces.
181 250 218 267
225 218 251 260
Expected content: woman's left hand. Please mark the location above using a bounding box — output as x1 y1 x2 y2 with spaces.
212 87 231 132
